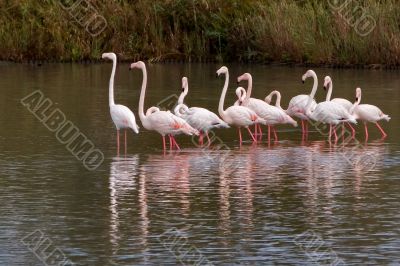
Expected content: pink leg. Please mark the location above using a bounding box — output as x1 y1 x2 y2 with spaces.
375 122 387 138
258 124 263 140
172 136 181 150
162 135 166 150
199 132 203 146
346 122 356 138
254 124 258 137
247 127 257 142
169 135 173 150
329 124 332 140
268 125 271 143
364 122 369 141
272 126 278 141
117 129 120 155
333 126 338 142
124 129 127 155
301 120 305 134
238 128 243 145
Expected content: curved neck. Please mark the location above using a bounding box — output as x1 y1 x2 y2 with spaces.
274 91 282 108
218 71 229 119
245 74 253 103
138 65 148 121
326 81 333 101
309 72 318 99
178 86 188 105
108 57 116 106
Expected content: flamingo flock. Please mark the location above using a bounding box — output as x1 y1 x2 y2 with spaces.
102 53 391 152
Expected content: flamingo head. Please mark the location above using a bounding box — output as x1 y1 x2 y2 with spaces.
302 69 315 83
216 66 228 77
355 87 362 102
235 87 246 105
129 61 145 70
323 76 332 90
237 73 251 84
181 77 188 93
101 52 116 61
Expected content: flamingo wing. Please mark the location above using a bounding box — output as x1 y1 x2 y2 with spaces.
110 104 139 133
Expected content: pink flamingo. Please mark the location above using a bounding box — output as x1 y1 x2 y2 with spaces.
216 67 265 145
350 87 390 140
174 77 229 146
129 61 198 150
237 73 297 142
286 70 318 137
323 76 356 137
102 52 139 154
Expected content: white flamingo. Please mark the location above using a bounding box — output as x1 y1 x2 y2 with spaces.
323 76 356 137
263 90 298 126
305 72 357 142
174 77 229 145
237 73 296 141
102 52 139 154
286 70 318 135
350 87 390 140
129 61 198 150
216 66 265 145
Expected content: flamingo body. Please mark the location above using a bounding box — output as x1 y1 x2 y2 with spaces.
110 104 139 133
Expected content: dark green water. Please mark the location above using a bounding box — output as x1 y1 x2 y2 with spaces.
0 62 399 265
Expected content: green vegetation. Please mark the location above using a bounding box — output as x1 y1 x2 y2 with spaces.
1 0 400 66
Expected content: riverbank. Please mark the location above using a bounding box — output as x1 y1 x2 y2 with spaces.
1 1 399 66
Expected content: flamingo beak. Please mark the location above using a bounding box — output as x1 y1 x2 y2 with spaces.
355 97 358 101
182 88 184 92
323 86 327 91
302 80 304 84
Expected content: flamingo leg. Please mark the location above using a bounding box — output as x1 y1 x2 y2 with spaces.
168 135 173 150
333 125 338 142
238 128 242 145
375 122 387 138
247 127 257 142
124 129 127 155
116 129 120 155
162 135 166 150
254 124 258 137
272 126 278 141
268 125 271 143
172 136 181 150
329 124 332 140
364 122 369 141
346 122 356 138
301 120 305 134
258 124 263 140
342 123 345 142
199 132 203 146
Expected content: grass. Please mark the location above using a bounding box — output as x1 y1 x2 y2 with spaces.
1 0 399 66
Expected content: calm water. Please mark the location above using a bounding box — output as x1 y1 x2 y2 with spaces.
0 62 399 265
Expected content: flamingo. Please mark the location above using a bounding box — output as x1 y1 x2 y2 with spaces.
263 90 298 126
237 73 297 142
216 66 265 145
102 52 139 154
129 61 198 150
286 70 318 136
304 72 357 142
350 87 390 140
174 77 229 146
323 76 356 137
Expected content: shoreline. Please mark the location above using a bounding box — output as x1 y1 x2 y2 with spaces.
2 59 399 70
